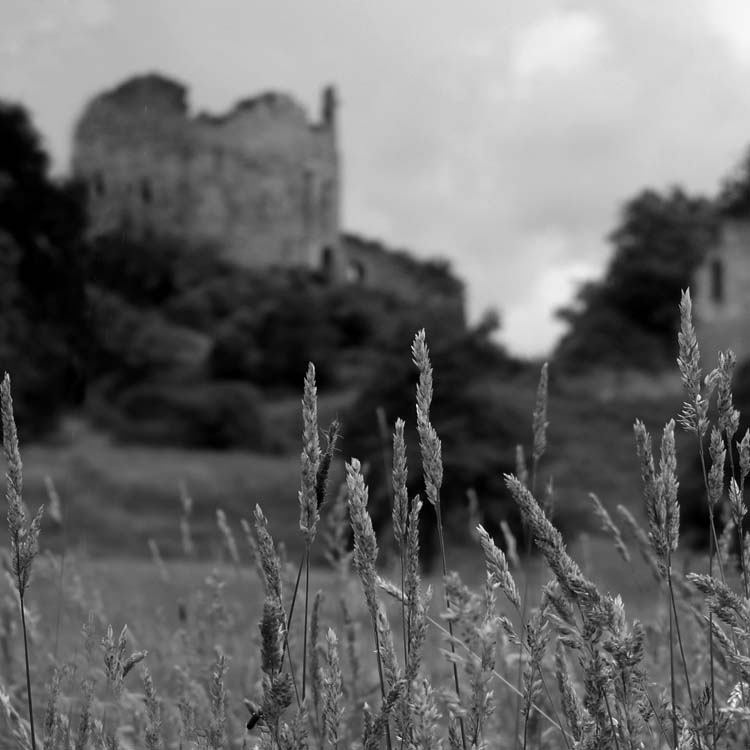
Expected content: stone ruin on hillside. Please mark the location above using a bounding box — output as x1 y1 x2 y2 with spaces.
72 73 465 324
73 73 342 275
694 216 750 364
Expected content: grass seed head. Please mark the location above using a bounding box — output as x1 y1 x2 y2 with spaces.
739 429 750 480
216 508 240 566
677 289 711 437
299 363 321 544
708 427 727 509
589 493 630 564
254 504 282 603
2 373 42 598
322 628 344 748
515 443 529 489
392 418 409 547
711 350 740 439
476 524 521 610
411 330 443 506
729 478 747 530
532 362 549 464
316 418 341 511
346 459 379 618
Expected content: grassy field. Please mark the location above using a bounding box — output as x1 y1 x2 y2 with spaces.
18 369 684 564
3 309 748 749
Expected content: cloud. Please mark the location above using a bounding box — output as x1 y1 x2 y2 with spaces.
510 9 609 81
501 254 601 357
701 0 750 65
6 0 750 356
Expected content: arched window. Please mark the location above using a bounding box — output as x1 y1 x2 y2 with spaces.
711 258 725 304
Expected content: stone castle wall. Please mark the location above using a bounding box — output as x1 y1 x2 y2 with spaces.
343 233 465 326
72 74 343 274
694 220 750 363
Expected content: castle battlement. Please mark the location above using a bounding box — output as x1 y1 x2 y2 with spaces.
73 74 342 274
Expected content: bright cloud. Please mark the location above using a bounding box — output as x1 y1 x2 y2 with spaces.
510 9 608 81
3 1 750 357
701 0 750 65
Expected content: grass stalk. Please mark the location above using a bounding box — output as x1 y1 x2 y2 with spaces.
667 571 702 749
697 442 719 750
602 690 621 750
435 502 467 750
19 594 36 750
282 552 304 708
668 584 678 747
302 542 311 702
53 550 66 663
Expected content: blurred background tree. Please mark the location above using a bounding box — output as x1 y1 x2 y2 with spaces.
717 146 750 218
343 315 527 568
0 101 88 436
555 187 716 371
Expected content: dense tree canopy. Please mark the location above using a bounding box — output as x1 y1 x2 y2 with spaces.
555 188 716 371
0 101 88 435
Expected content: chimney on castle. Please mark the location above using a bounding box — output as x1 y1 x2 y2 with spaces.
321 85 337 131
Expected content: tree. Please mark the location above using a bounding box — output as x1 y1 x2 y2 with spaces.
718 146 750 218
343 320 525 569
0 101 88 435
555 188 716 371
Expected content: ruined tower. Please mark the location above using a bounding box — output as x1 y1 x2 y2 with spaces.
72 74 343 276
694 218 750 363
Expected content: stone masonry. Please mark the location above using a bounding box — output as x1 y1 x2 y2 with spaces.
72 74 343 276
694 219 750 363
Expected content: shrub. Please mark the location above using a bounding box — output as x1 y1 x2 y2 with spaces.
344 323 526 568
87 287 209 385
6 300 750 749
209 286 338 389
111 381 279 451
0 102 88 436
7 297 750 748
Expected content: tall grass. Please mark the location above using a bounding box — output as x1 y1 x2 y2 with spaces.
3 297 750 748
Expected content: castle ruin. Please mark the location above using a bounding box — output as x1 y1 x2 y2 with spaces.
694 218 750 363
73 74 343 276
72 73 466 326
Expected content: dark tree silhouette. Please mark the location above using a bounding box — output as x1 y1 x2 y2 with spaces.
718 146 750 218
0 101 88 435
555 188 716 371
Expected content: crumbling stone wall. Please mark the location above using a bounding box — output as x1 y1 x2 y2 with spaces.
73 74 342 275
694 219 750 364
343 233 465 327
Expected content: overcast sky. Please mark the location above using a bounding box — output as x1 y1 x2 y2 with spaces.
3 1 750 357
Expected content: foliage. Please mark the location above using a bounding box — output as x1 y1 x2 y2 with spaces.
0 101 88 435
344 320 526 568
88 233 235 310
86 287 209 385
209 283 338 389
718 145 750 218
556 187 716 371
5 309 750 749
108 380 280 451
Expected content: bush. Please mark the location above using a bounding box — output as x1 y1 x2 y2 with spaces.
209 286 338 389
87 234 227 308
110 381 279 451
0 102 88 436
87 287 209 385
343 324 526 568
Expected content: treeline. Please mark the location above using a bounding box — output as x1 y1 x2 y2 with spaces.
555 150 750 371
0 101 510 449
